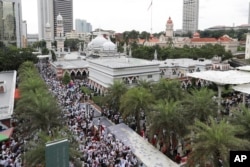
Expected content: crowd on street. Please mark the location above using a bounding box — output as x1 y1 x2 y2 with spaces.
41 62 143 167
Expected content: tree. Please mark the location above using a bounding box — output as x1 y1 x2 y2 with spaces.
152 79 184 101
187 116 250 167
120 87 154 133
24 128 82 167
62 72 71 85
149 100 188 144
230 105 250 139
181 88 217 123
51 49 57 62
137 79 153 91
104 81 128 113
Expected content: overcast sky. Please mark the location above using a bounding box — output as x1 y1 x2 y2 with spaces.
22 0 249 34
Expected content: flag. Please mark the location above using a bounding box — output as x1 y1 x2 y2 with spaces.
147 0 152 11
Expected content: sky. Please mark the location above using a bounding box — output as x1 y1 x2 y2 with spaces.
22 0 250 34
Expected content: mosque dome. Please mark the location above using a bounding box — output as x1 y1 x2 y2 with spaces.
88 34 108 49
57 13 63 21
103 39 117 51
167 17 173 24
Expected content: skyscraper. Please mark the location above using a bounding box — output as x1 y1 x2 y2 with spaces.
0 0 23 47
182 0 199 34
37 0 72 40
53 0 73 36
37 0 54 40
75 19 92 33
248 2 250 24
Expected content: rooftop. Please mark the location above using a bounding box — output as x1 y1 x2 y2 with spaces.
0 71 16 120
88 57 160 68
158 58 213 68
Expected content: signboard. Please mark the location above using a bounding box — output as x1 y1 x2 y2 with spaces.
45 139 69 167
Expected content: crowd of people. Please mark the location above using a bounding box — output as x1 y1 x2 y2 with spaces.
41 62 142 167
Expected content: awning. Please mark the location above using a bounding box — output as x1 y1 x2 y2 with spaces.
232 84 250 94
187 70 250 85
0 127 14 142
14 89 20 99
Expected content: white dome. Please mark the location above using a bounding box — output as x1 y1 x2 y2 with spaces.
88 34 108 49
103 40 117 51
57 14 63 20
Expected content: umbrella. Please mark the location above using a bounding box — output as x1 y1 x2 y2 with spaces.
0 127 14 142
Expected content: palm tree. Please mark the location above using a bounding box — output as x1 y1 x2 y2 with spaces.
149 100 188 144
18 76 46 93
120 87 155 133
181 88 217 123
152 79 184 101
187 116 250 167
16 88 62 134
137 79 153 91
25 128 81 167
230 105 250 139
104 80 128 113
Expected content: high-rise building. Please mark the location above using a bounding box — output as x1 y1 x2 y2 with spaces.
182 0 199 34
22 20 27 47
37 0 54 41
0 0 23 47
248 2 250 24
75 19 92 33
53 0 73 36
37 0 72 40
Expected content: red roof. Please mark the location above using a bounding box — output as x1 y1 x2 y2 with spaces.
191 38 217 42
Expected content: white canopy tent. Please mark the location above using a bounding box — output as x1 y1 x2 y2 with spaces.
187 70 250 113
187 70 250 85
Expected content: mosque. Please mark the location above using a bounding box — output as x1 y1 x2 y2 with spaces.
44 14 229 95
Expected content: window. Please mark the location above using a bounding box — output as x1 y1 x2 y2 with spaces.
147 75 152 78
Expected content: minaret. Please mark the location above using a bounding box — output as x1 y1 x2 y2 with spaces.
245 33 250 59
45 22 52 50
45 0 52 50
55 13 65 56
165 17 174 38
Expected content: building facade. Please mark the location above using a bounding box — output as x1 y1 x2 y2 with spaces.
53 0 73 36
182 0 199 34
22 20 27 48
0 0 23 47
75 19 92 33
37 0 54 40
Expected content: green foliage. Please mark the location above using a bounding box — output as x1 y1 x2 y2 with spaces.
15 61 81 166
104 81 128 112
42 47 49 55
81 86 93 95
64 39 82 51
120 87 154 133
152 79 184 101
92 95 106 107
0 46 38 71
187 116 250 167
62 72 71 85
51 49 57 62
149 100 188 142
181 88 217 122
